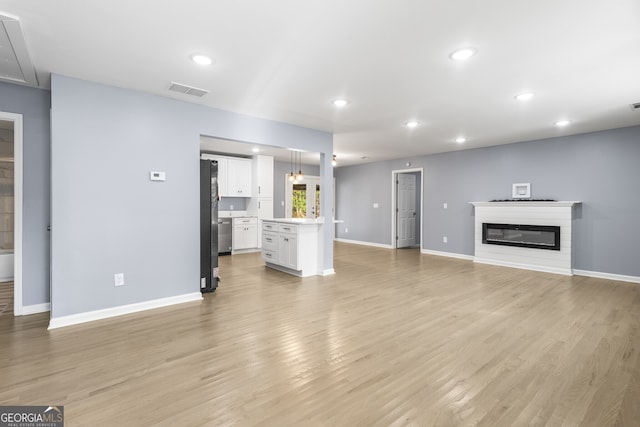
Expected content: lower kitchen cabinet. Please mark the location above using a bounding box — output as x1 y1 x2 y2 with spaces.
232 217 258 250
261 220 321 277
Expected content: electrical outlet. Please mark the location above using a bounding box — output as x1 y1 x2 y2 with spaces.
443 236 448 243
281 201 284 206
373 203 379 208
443 202 448 209
230 205 234 210
345 227 349 233
114 273 125 287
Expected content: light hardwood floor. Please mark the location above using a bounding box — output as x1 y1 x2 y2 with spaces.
1 243 639 426
0 281 11 316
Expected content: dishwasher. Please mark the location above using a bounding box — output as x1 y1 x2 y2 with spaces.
218 218 232 255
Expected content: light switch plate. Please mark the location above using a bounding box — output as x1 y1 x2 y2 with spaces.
373 203 379 208
114 273 125 287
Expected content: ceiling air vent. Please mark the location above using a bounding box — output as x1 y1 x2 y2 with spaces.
168 82 209 97
0 13 39 86
631 102 640 111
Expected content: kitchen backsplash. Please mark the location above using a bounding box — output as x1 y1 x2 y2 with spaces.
219 197 246 211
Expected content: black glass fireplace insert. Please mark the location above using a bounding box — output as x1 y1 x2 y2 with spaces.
482 223 561 251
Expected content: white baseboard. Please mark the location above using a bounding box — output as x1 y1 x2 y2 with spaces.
334 238 394 249
48 292 203 330
321 268 336 276
22 302 51 315
474 257 573 276
573 269 640 284
421 249 474 261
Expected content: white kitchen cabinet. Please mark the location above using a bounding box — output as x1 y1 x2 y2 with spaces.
255 198 274 247
227 158 252 197
277 226 298 269
253 155 274 197
261 220 321 277
200 154 252 197
216 157 229 196
233 217 258 250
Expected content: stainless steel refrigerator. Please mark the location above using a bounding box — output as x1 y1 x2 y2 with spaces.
200 159 219 293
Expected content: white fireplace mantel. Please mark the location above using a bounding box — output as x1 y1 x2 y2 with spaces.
470 201 581 208
470 201 581 275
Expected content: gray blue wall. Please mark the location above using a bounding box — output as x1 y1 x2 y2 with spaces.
335 125 640 277
50 75 333 318
0 81 51 306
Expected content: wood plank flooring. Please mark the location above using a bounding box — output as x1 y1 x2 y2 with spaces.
1 242 639 426
0 281 11 316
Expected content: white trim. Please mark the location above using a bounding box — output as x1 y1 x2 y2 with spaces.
391 168 424 249
47 292 203 330
573 269 640 284
421 249 474 261
334 238 394 249
22 302 50 315
474 257 573 276
321 268 335 276
0 112 23 316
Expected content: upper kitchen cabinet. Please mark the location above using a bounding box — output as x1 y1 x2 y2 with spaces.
201 154 252 197
253 155 274 198
226 158 252 197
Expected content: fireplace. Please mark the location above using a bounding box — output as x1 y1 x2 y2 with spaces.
482 223 560 251
470 201 580 275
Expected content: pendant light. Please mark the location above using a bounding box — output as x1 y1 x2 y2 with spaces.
296 151 304 181
332 154 337 167
288 151 295 182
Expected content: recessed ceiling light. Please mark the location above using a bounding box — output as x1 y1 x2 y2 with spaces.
455 137 466 143
332 99 349 107
555 120 571 127
515 92 534 101
191 54 213 66
252 147 260 153
449 47 477 61
405 121 419 128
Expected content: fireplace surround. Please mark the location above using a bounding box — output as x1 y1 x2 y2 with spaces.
470 201 581 275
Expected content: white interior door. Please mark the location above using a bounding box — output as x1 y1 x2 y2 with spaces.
396 173 416 248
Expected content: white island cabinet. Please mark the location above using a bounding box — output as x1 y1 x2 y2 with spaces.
261 219 323 277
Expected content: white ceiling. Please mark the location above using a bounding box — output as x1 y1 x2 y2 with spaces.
2 0 640 165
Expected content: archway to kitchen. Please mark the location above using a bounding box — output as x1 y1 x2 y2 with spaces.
198 136 334 278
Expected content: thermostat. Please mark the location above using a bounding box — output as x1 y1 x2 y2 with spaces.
150 171 166 181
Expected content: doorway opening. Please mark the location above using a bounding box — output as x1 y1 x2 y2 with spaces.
391 168 423 249
285 175 335 220
0 112 22 316
287 176 321 219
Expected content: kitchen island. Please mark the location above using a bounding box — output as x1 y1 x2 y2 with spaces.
261 218 323 277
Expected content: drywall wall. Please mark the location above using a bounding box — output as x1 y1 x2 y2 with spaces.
0 82 51 307
335 125 640 277
50 75 333 318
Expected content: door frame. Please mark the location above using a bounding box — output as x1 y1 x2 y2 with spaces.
391 168 423 249
0 111 23 315
284 174 336 220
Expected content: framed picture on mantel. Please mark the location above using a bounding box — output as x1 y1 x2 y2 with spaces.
512 182 531 199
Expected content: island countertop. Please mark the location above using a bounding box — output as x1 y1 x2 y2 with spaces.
263 218 324 225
